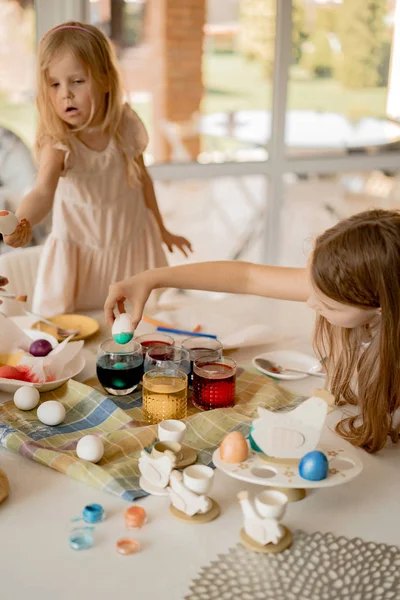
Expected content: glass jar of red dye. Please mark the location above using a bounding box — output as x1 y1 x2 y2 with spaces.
192 356 237 410
134 333 174 357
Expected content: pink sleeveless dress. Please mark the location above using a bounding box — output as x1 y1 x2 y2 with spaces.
32 104 167 317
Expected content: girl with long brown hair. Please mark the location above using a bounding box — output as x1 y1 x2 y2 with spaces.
104 209 400 453
4 22 191 315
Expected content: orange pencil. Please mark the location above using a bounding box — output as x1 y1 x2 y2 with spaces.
143 315 176 329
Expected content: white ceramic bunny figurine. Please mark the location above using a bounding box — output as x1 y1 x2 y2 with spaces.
138 449 177 490
238 490 287 546
168 470 212 517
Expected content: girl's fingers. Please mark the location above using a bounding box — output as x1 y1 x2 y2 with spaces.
117 299 126 314
104 291 121 325
131 301 145 330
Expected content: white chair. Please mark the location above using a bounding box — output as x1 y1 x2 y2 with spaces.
0 126 51 245
0 245 42 317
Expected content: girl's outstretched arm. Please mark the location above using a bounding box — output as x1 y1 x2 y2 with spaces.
137 155 192 257
3 143 64 248
104 261 310 327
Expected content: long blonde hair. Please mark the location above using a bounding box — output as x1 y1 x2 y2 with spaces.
35 21 137 184
312 209 400 453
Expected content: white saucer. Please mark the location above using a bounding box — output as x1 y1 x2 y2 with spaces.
139 476 169 497
252 350 323 381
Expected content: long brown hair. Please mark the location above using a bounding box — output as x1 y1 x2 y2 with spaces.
35 21 138 185
312 209 400 453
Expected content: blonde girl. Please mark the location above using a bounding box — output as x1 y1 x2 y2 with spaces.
105 209 400 454
4 22 191 315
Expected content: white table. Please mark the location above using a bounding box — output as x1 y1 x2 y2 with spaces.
0 298 398 600
200 109 400 151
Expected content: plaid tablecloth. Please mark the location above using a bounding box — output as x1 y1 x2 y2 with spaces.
0 365 299 501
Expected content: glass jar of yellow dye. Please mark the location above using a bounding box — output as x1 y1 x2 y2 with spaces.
142 368 187 424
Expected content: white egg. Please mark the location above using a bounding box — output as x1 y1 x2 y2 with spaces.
112 313 134 344
76 435 104 463
37 401 66 426
0 210 19 235
13 386 40 411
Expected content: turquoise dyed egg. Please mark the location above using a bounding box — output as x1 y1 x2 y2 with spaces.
112 313 134 345
113 332 133 345
299 450 328 481
113 362 126 370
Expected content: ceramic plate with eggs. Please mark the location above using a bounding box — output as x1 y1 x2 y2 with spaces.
0 330 85 394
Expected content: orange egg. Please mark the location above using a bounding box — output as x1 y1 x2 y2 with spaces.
219 431 248 464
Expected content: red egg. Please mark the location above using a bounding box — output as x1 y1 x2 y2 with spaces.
0 366 27 381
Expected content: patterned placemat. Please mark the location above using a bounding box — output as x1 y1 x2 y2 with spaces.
185 530 400 600
0 363 300 501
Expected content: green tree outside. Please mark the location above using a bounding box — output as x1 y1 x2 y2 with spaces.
239 0 308 78
337 0 387 88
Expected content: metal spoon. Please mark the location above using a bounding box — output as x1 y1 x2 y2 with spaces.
254 357 326 378
24 310 80 339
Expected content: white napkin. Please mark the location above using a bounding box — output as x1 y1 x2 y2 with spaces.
19 336 84 382
0 314 32 352
0 314 83 383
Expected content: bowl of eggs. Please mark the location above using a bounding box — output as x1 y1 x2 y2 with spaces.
0 329 85 394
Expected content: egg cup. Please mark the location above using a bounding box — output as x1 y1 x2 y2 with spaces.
169 465 221 524
158 419 186 443
152 440 197 469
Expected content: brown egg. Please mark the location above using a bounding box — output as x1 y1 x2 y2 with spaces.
219 431 248 464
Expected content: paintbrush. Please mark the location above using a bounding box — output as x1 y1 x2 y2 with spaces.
143 315 202 333
0 291 27 302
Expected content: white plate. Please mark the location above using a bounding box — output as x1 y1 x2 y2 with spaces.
252 350 323 380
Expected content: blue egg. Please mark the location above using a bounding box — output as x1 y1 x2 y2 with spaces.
113 362 126 370
113 332 133 345
248 427 263 453
299 450 328 481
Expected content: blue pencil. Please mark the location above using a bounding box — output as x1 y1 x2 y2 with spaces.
156 326 218 339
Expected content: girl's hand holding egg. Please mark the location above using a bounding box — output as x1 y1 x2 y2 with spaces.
1 211 32 248
0 211 19 236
